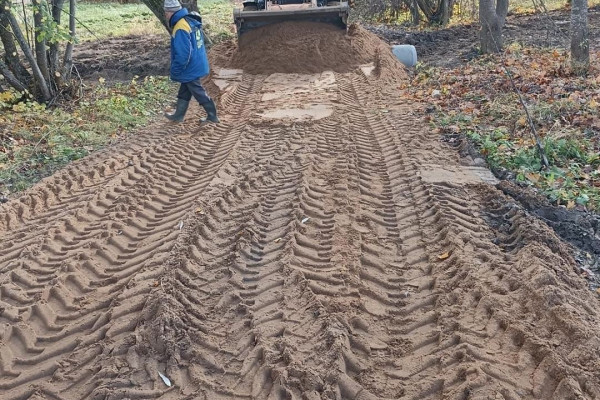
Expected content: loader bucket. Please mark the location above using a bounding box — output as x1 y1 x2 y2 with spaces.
234 2 350 36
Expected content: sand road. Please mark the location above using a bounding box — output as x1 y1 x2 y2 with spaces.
1 23 600 400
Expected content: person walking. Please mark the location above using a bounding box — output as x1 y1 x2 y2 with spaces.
163 0 219 124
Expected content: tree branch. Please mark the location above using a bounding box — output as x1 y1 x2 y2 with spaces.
0 58 27 92
20 0 32 50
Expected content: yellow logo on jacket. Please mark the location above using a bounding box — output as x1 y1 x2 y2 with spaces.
172 18 203 49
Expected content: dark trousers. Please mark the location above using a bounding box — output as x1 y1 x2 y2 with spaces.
177 79 211 105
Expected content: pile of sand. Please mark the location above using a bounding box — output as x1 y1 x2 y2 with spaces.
228 21 407 80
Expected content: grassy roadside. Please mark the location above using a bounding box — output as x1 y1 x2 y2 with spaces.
75 3 163 40
0 77 175 195
75 0 234 42
1 1 235 198
402 46 600 211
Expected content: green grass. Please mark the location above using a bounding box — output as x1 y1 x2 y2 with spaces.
75 3 164 41
0 76 176 193
436 103 600 211
467 130 600 210
198 0 235 42
75 0 234 42
2 1 234 44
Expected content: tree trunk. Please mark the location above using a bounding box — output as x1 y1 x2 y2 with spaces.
570 0 588 75
479 0 509 53
32 0 52 85
411 0 420 25
0 4 32 85
141 0 198 31
182 0 198 13
6 7 51 100
415 0 435 20
49 0 65 74
0 0 80 102
141 0 168 29
430 0 452 24
61 0 76 80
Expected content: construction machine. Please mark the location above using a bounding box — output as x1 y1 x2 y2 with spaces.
234 0 350 36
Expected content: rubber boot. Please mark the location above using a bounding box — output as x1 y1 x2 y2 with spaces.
164 98 189 122
200 99 220 124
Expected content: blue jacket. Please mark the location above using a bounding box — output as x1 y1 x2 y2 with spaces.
169 8 210 83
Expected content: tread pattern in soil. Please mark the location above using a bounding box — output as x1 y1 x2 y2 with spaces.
1 70 600 400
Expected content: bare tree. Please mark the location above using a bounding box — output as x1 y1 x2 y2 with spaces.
570 0 589 75
354 0 453 25
0 0 77 102
479 0 508 53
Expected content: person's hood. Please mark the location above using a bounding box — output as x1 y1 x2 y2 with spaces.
169 8 189 28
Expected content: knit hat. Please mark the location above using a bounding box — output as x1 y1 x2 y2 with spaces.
164 0 182 12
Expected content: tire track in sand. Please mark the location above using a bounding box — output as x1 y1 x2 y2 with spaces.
0 75 264 399
2 64 600 400
79 120 312 399
346 72 600 399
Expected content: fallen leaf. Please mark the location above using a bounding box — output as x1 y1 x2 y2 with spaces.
525 172 540 183
437 252 450 260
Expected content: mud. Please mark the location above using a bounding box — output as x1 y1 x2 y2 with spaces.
2 23 600 400
497 181 600 287
73 35 170 81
